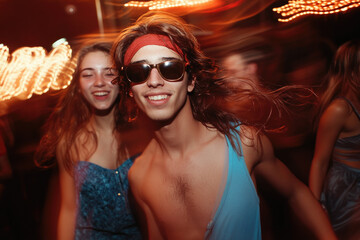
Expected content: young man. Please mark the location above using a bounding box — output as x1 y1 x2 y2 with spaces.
112 12 336 240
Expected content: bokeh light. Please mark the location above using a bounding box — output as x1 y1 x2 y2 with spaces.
0 42 76 101
273 0 360 22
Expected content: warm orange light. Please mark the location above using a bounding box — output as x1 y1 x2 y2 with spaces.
124 0 212 10
0 43 75 101
273 0 360 22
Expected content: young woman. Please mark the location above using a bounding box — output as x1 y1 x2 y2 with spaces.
35 41 143 240
309 40 360 239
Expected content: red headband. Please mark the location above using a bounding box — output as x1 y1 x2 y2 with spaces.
124 34 184 66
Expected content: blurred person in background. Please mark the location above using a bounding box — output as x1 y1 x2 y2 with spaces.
309 39 360 239
112 11 336 240
35 41 144 240
221 49 261 87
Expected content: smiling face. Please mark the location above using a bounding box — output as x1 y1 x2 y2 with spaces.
129 45 194 121
79 51 119 112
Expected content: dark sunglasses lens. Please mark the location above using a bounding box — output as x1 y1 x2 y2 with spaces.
126 64 150 83
159 61 184 80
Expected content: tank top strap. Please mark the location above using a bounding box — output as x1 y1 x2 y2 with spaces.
338 97 360 120
227 123 243 156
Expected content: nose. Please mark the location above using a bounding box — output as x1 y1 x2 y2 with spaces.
94 73 106 87
146 68 164 88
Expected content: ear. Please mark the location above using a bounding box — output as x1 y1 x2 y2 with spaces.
246 63 258 75
129 90 134 97
187 77 195 93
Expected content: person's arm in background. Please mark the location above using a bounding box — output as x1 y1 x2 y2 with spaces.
309 100 347 199
241 126 337 240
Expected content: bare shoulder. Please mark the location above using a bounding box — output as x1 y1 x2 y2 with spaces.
320 99 351 128
239 125 257 147
239 125 275 173
56 130 91 167
325 98 352 118
128 141 155 184
239 125 273 153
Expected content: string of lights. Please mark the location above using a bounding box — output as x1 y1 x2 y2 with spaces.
273 0 360 22
0 43 75 101
124 0 212 10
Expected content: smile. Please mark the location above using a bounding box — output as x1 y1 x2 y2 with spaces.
147 95 168 101
93 91 109 96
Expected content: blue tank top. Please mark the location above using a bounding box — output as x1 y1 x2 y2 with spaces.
74 155 142 240
333 98 360 162
204 135 261 240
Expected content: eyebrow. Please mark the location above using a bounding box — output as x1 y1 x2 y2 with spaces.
79 67 114 72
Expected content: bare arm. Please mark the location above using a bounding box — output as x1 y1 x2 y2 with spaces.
242 126 337 240
57 148 77 240
309 101 347 199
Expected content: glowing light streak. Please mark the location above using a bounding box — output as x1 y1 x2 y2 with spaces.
273 0 360 22
124 0 212 10
0 43 76 101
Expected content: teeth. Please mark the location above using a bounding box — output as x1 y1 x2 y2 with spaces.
148 95 168 101
94 92 108 96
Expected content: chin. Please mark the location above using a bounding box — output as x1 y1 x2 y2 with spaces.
145 111 178 124
147 115 170 121
94 107 114 116
95 105 112 111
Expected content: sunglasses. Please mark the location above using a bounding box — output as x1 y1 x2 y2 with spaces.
123 59 188 84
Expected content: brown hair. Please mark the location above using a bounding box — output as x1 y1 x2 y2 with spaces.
112 12 306 154
315 39 360 128
35 41 128 173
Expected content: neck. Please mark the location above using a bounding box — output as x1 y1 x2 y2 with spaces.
150 99 208 159
92 106 116 132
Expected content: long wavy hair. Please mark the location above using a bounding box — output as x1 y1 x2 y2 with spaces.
112 12 309 154
314 39 360 128
35 41 128 173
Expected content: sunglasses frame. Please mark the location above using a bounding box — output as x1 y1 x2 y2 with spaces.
122 59 189 84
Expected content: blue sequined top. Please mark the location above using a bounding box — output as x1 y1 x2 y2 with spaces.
74 155 142 240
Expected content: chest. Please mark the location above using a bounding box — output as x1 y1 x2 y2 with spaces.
132 141 228 230
83 135 119 169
